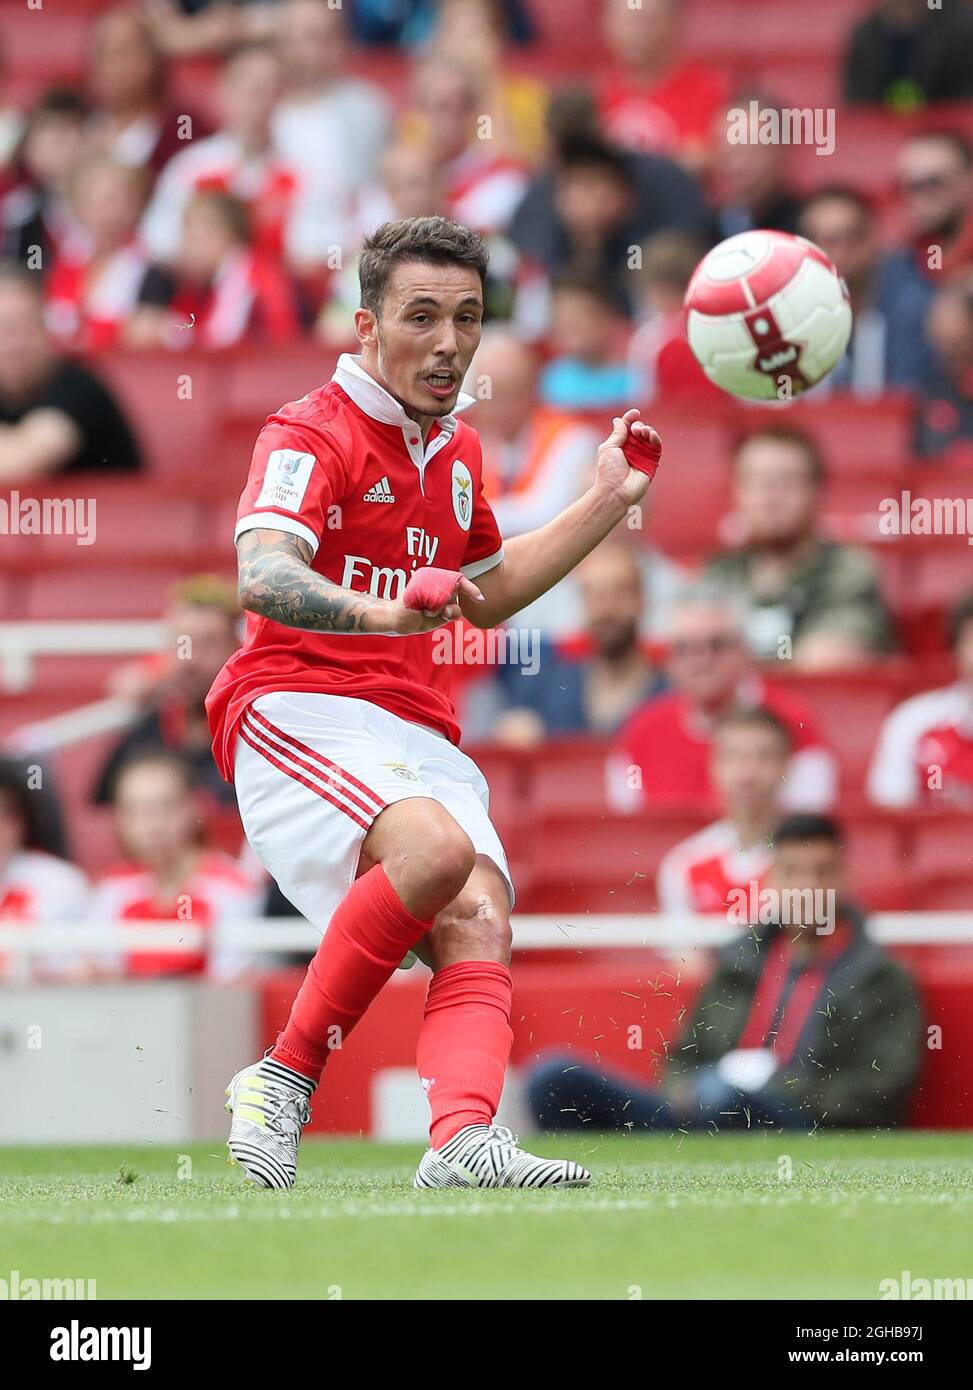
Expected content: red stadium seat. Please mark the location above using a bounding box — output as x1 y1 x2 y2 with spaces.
522 810 706 914
23 568 192 621
771 668 908 795
530 739 612 816
683 0 873 60
221 346 337 426
910 814 973 882
90 350 228 487
738 396 913 472
842 812 911 911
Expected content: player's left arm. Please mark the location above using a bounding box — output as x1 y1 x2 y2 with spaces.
462 409 661 629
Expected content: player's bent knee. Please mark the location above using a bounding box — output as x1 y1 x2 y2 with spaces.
400 819 477 917
426 885 512 968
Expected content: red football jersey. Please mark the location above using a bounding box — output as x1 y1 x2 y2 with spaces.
207 354 504 780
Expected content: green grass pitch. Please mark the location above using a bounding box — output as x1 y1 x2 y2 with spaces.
1 1132 970 1300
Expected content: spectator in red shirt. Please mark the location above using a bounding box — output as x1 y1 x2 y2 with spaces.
90 751 262 979
868 589 973 808
128 189 301 349
657 706 789 915
597 0 728 170
45 156 152 352
611 586 838 814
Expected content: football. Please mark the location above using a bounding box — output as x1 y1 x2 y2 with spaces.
684 229 853 401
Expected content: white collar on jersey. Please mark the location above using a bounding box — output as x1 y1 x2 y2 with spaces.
332 353 476 436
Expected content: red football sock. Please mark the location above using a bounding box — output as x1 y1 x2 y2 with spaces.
417 960 514 1150
271 864 432 1083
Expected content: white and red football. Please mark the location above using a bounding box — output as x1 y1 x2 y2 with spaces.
684 229 853 401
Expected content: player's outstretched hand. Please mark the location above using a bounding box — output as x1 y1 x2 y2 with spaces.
595 408 662 509
390 566 484 633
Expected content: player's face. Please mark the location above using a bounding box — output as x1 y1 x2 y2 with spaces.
359 261 484 424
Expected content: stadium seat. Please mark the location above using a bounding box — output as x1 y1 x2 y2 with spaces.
683 0 872 60
529 739 612 816
737 396 913 472
843 812 911 911
91 350 228 486
23 568 191 621
221 346 337 426
771 668 908 794
911 814 973 876
523 810 706 914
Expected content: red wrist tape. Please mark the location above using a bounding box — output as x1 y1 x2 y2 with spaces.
402 567 462 612
622 431 663 479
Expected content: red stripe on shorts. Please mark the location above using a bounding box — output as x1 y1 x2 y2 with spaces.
244 706 387 820
238 721 373 831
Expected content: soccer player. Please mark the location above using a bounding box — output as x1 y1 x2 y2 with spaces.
207 216 661 1189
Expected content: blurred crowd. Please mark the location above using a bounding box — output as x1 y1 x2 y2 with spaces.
5 0 973 978
4 2 973 471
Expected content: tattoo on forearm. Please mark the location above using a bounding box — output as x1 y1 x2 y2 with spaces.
237 529 380 633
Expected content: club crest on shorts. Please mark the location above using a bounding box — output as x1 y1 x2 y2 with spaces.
451 460 473 531
384 761 419 782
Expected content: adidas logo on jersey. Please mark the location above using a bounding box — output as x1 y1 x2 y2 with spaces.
363 476 396 504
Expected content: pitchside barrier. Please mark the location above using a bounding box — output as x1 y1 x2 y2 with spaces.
0 915 970 1143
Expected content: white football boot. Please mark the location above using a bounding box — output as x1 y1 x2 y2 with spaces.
414 1123 591 1190
225 1059 313 1190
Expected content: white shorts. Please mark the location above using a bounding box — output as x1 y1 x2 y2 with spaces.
234 691 513 931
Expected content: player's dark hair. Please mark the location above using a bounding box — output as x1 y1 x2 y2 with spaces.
948 587 973 649
714 704 793 751
771 813 844 851
0 758 42 851
358 216 489 317
731 424 827 488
